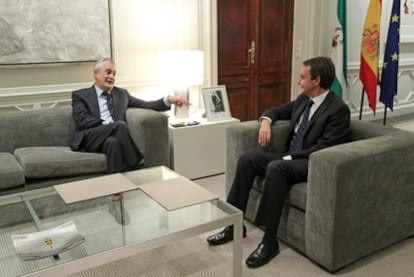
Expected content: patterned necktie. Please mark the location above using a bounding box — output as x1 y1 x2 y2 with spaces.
103 91 115 118
290 100 313 153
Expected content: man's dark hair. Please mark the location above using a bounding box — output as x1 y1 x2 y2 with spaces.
303 57 335 89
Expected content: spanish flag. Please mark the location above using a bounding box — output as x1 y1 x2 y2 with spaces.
359 0 382 114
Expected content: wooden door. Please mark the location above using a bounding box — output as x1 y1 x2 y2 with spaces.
218 0 294 121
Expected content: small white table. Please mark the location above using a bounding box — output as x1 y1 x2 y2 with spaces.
169 117 240 179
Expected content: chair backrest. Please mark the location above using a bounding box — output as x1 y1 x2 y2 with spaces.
0 107 75 153
348 120 396 142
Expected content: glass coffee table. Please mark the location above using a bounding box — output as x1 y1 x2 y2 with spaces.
0 166 243 276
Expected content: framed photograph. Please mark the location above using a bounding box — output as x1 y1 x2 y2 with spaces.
202 85 232 121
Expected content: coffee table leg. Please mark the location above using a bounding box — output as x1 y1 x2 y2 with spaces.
232 214 243 277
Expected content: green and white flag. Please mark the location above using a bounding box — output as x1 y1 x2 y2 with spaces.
330 0 347 97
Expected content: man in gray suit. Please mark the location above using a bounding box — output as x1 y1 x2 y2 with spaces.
71 57 188 173
207 57 351 268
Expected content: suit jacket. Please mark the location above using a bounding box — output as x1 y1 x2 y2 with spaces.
70 85 169 150
261 91 350 159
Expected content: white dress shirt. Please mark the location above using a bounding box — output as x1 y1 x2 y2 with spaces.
95 85 114 124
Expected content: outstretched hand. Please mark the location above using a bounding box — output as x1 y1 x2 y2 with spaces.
168 95 191 108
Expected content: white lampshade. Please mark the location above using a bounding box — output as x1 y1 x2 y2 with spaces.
158 50 204 119
158 50 204 87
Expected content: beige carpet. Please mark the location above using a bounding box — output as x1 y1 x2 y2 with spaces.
70 229 414 277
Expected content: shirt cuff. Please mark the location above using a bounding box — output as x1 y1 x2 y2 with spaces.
163 96 171 107
282 155 292 160
259 116 272 124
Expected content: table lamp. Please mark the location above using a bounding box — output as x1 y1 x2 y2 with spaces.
158 50 204 118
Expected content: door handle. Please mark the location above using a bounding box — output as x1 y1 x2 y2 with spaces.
248 40 256 64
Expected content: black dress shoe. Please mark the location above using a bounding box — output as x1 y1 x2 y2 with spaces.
245 242 280 268
207 226 246 246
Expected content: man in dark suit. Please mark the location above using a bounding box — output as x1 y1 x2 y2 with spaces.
207 57 351 268
71 57 188 173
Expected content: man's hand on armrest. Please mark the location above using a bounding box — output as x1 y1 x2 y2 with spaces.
258 118 272 147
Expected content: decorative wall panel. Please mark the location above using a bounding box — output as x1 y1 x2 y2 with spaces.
0 0 111 65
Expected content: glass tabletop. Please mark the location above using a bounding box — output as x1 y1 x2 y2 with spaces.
0 166 239 276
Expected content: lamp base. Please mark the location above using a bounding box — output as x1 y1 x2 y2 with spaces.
174 87 190 118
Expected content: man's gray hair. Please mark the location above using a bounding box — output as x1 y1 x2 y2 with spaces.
94 57 115 71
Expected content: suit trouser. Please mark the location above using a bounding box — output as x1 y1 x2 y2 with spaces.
79 121 143 173
227 151 308 231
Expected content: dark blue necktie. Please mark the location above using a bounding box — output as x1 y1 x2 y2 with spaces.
290 100 313 153
103 91 115 118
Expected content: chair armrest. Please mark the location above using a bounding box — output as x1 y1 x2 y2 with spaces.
305 129 414 271
225 120 290 194
126 108 169 167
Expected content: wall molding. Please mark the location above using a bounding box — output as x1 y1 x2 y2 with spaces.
0 80 199 111
346 61 414 121
0 83 89 97
0 81 122 110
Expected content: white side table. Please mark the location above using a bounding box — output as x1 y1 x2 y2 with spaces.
168 117 240 179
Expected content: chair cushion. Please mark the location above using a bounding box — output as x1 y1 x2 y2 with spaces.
0 153 25 190
14 147 106 179
253 177 307 211
286 182 307 211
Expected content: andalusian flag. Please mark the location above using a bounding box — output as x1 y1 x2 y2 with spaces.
359 0 382 114
380 0 400 110
330 0 347 97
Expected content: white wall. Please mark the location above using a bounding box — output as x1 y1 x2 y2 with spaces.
1 0 414 120
0 0 214 110
292 0 414 121
112 0 203 84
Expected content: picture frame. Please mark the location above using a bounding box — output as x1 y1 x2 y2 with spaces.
202 85 232 122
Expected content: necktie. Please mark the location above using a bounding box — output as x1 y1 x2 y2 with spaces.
103 91 115 118
290 100 313 153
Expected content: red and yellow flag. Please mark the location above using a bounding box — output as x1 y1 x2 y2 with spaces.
359 0 382 114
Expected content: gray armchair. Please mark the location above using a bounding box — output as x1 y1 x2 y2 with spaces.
225 120 414 272
126 108 170 167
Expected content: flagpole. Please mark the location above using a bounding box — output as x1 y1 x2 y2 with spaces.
383 105 387 125
359 88 364 120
